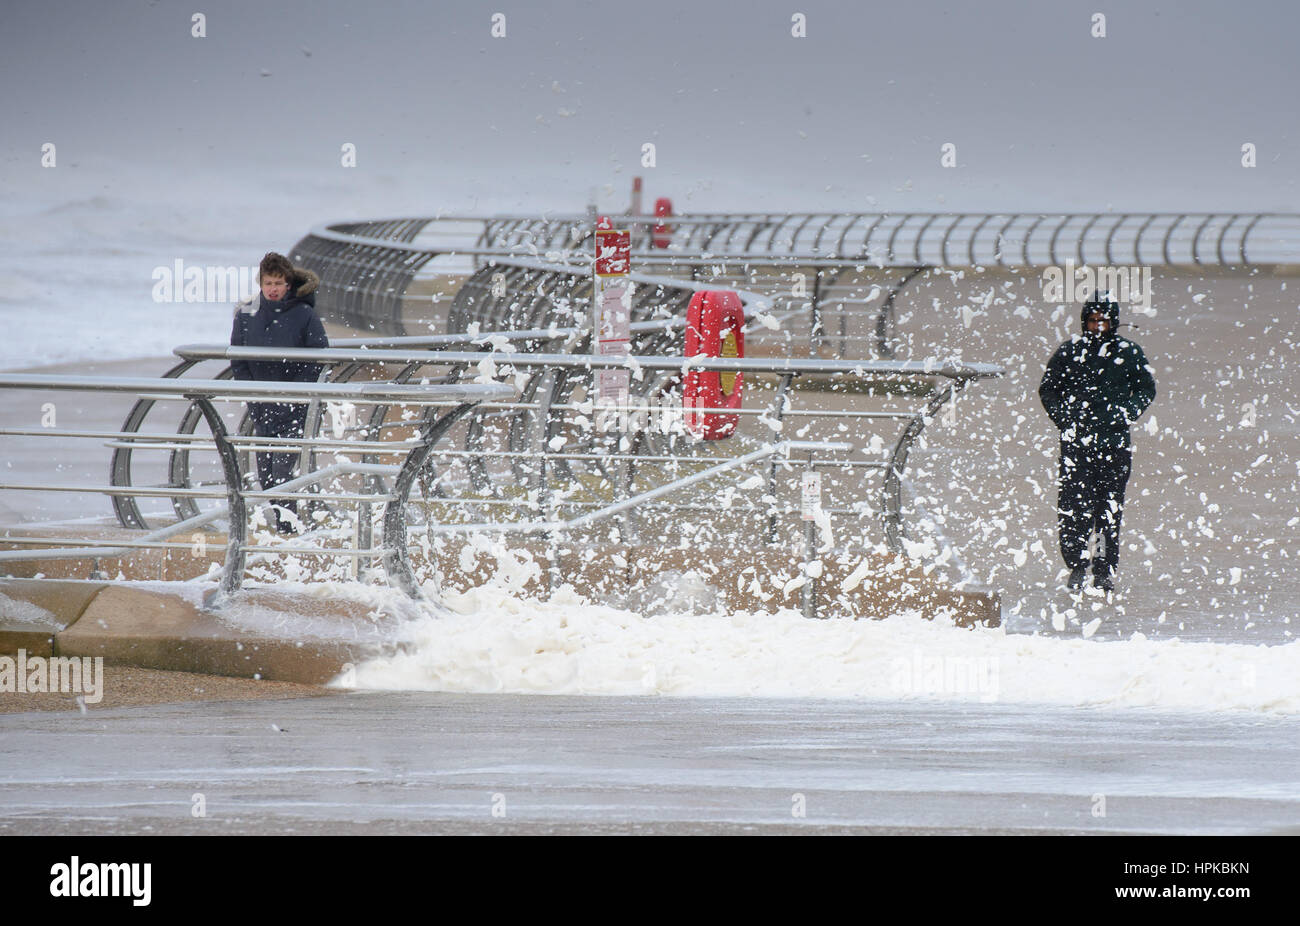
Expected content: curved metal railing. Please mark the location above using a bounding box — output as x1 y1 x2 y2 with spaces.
102 343 1002 559
300 211 1300 269
289 210 1300 357
471 211 1300 267
291 221 775 337
0 373 513 604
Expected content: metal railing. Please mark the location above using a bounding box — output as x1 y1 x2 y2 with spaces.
106 310 790 531
101 345 1002 563
472 211 1300 266
290 224 775 337
305 211 1300 267
0 374 513 605
290 211 1300 357
2 340 1003 617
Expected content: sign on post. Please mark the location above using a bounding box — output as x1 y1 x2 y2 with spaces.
593 217 631 419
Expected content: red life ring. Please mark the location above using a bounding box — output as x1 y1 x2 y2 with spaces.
652 197 674 249
684 290 744 440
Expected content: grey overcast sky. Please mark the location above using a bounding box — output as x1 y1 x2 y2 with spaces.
2 0 1298 214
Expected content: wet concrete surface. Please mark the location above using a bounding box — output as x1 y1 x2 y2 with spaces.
1 692 1296 835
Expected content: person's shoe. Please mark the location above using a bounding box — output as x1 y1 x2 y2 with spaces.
1067 566 1088 589
1094 573 1115 593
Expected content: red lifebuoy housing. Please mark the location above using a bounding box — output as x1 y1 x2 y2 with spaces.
684 290 744 440
652 197 674 249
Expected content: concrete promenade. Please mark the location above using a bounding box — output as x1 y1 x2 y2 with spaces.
2 691 1297 835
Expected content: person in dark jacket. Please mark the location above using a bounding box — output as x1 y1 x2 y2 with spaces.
230 252 329 533
1038 293 1155 592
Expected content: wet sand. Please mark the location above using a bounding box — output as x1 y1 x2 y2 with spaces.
0 666 330 714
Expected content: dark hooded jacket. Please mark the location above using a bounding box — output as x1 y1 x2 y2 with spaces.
230 267 329 384
1038 300 1156 449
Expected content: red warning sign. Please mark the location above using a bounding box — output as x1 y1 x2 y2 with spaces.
595 228 630 276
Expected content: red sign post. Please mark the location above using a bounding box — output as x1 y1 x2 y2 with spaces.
593 217 631 416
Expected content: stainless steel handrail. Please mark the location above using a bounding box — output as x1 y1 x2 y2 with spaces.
108 347 1001 556
171 346 1002 381
0 375 514 606
0 374 511 405
2 355 1003 616
308 211 1300 266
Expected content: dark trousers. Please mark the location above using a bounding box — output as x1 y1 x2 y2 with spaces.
1057 440 1132 578
251 404 306 527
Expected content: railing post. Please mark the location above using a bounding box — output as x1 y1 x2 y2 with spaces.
766 373 795 543
809 268 823 354
355 501 373 579
839 292 848 360
189 395 248 608
801 451 818 620
538 368 567 594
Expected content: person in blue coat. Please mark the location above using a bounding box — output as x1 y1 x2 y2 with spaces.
230 252 329 533
1038 293 1156 592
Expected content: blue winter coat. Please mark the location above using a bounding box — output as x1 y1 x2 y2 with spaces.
230 267 329 428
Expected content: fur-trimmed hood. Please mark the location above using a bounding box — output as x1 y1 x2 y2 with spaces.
288 267 319 299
